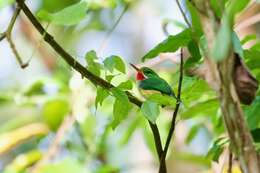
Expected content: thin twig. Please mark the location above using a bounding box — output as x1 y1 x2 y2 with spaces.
158 49 184 173
176 0 191 28
97 4 129 54
6 35 28 68
5 5 28 68
0 32 6 41
16 0 164 161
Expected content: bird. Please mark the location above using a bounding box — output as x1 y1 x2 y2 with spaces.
130 63 177 99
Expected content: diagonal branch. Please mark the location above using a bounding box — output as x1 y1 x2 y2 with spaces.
15 0 164 160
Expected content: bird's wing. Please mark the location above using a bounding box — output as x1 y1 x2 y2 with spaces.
139 77 174 96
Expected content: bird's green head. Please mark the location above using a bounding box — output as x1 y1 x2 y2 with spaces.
130 63 159 81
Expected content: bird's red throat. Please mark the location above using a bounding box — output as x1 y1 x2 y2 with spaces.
136 72 145 81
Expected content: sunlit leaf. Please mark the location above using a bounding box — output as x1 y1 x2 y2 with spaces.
110 88 131 129
111 98 131 129
142 29 192 62
103 55 126 73
95 87 109 108
117 80 133 90
85 50 102 76
141 100 160 124
37 1 88 26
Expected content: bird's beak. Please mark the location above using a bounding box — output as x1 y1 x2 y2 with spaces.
130 63 141 72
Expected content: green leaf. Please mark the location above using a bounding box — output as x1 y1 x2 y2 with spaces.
111 88 129 103
23 80 45 96
142 29 192 62
37 1 88 26
111 99 131 129
226 0 250 22
186 0 203 37
95 87 109 108
210 0 222 18
232 31 244 58
141 100 160 124
211 15 231 61
185 40 202 68
85 50 101 76
241 34 257 45
251 128 260 143
207 137 228 162
105 75 115 82
110 88 131 129
181 99 219 120
244 50 260 70
147 93 176 107
245 96 260 130
103 55 126 73
117 80 133 90
42 98 70 130
185 124 200 144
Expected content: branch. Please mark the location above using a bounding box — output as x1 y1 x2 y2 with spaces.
98 4 129 54
176 0 192 28
158 49 184 173
3 5 29 68
15 0 164 161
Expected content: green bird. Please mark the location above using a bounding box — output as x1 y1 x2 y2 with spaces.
130 63 177 99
